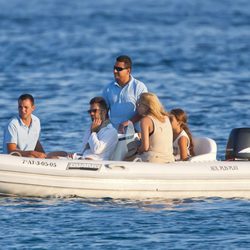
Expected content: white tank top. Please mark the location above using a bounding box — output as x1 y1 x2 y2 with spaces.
173 130 190 160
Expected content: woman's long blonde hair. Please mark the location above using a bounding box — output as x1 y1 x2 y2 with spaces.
139 92 168 123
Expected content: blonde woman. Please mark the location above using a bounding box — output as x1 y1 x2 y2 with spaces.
135 92 175 163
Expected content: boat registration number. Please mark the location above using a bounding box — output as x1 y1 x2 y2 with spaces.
22 159 57 167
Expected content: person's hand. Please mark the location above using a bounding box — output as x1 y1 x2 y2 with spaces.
91 118 102 133
31 151 47 158
118 120 130 134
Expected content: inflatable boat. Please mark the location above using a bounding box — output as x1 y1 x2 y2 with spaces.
0 128 249 199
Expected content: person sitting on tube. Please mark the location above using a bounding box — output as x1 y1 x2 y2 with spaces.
3 94 46 158
48 97 118 160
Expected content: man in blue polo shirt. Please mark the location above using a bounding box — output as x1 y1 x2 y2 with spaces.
3 94 46 158
102 55 148 133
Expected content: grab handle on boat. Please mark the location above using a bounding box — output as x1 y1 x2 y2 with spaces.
10 151 22 157
105 164 126 170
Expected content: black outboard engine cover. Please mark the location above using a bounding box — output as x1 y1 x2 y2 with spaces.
225 128 250 160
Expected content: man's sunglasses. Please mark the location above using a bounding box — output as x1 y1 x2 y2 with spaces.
87 108 100 114
114 66 128 72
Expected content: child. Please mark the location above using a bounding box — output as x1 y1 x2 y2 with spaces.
170 109 194 161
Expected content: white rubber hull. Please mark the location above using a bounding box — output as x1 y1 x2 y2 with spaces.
0 154 250 199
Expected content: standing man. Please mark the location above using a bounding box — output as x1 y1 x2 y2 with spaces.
102 55 148 133
3 94 46 158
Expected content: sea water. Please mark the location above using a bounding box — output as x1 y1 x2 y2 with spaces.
0 0 249 249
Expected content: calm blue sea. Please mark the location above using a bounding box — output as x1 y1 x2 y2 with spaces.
0 0 249 249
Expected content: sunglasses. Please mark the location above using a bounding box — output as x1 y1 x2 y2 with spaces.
113 66 128 72
87 108 100 114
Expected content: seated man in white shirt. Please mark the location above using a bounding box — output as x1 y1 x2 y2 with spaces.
75 96 118 160
3 94 46 158
48 97 118 160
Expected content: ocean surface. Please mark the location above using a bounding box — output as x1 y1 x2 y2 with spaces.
0 0 249 249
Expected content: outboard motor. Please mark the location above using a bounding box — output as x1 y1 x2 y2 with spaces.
225 128 250 160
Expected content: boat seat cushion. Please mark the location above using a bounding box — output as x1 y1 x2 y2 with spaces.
189 137 217 162
111 133 139 161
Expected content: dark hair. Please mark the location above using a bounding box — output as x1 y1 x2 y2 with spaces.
18 94 35 105
170 108 194 156
116 55 132 69
89 96 108 115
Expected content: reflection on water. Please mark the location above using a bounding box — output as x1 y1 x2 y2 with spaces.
1 195 249 211
1 195 250 248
